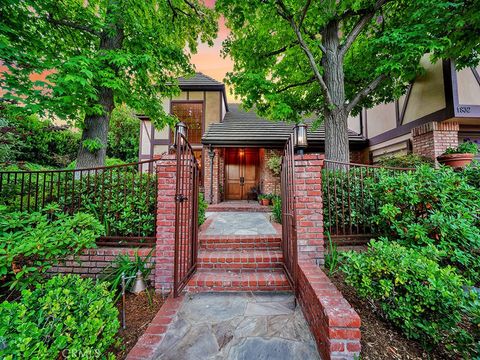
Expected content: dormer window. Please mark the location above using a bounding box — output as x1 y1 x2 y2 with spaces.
171 101 203 145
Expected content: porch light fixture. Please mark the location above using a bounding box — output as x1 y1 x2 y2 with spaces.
173 122 187 148
294 123 308 155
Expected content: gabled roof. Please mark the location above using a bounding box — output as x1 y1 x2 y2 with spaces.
177 72 228 111
202 104 367 148
177 72 224 90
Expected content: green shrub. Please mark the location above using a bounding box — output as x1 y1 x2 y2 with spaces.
271 196 282 224
370 165 480 280
0 208 103 291
322 167 378 234
198 192 208 226
376 153 434 168
107 105 140 163
0 274 119 359
66 157 127 169
341 240 467 348
1 109 80 167
462 162 480 189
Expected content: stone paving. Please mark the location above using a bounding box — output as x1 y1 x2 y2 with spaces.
152 292 321 360
204 212 276 236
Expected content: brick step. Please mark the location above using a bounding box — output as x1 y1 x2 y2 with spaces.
187 269 291 292
197 250 283 270
199 235 281 250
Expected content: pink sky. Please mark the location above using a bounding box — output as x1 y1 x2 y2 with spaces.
191 0 235 101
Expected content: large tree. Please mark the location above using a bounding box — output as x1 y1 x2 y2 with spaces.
217 0 478 163
0 0 217 168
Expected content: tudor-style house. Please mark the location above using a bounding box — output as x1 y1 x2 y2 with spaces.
139 61 480 204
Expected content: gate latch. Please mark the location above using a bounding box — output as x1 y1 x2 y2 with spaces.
175 194 188 203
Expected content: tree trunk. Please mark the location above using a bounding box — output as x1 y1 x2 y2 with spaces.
322 21 350 164
75 87 114 169
75 2 123 169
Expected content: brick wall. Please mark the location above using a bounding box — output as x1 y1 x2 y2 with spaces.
203 148 223 204
260 148 282 195
50 248 155 281
297 261 361 360
293 154 325 265
412 121 459 163
155 155 176 293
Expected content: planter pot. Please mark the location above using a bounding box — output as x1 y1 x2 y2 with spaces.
261 198 270 206
437 153 474 168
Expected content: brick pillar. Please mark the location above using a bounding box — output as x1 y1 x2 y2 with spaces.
411 121 459 163
155 154 177 293
204 148 221 204
293 154 325 265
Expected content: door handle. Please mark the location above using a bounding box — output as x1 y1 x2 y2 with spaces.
240 177 245 185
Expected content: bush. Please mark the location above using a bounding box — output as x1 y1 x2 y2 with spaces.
107 105 140 163
1 109 80 167
0 274 119 359
66 157 127 169
322 167 378 234
370 165 480 281
462 161 480 189
0 208 103 291
341 240 468 349
270 196 282 224
376 153 434 168
198 192 208 226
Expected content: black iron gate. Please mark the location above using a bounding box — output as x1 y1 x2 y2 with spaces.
173 131 200 297
281 133 298 295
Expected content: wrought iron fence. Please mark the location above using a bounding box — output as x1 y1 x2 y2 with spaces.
280 133 298 294
322 160 413 246
173 131 199 297
0 159 159 247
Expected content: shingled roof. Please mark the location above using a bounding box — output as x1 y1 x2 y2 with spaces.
177 72 224 90
202 104 367 149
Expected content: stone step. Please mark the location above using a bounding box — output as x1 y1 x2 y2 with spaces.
197 250 284 270
199 235 282 251
187 269 291 292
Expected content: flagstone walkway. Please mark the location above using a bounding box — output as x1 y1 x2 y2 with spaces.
204 211 276 236
151 292 321 360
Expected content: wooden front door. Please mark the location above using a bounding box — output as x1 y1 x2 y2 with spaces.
225 148 259 200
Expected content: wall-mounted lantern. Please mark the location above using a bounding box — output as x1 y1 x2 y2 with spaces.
173 122 187 148
294 123 308 155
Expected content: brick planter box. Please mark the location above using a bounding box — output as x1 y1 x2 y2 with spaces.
297 261 361 360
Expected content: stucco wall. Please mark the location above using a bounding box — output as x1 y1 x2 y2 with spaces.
457 66 480 105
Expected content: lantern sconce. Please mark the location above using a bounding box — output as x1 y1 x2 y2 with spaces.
294 123 308 155
173 122 187 148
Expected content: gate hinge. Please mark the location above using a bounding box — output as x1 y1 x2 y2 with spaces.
175 194 188 203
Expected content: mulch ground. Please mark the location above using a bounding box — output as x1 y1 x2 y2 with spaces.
329 272 450 360
113 291 165 359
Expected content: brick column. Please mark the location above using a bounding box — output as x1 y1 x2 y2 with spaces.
204 148 221 204
155 154 177 293
411 121 459 163
293 153 325 265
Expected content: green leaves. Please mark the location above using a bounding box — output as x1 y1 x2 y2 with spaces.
0 275 119 359
0 209 103 291
0 0 218 128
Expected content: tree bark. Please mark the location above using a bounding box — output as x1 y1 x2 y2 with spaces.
321 21 350 164
75 87 114 169
75 2 123 169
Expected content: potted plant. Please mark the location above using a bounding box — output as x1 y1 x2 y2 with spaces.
258 194 270 206
437 141 478 168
